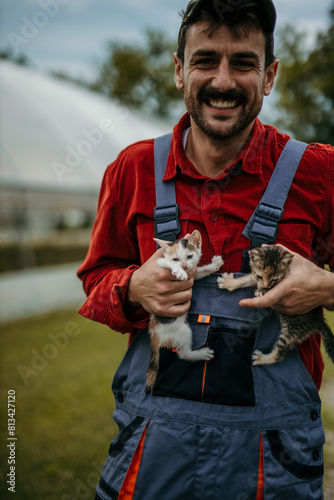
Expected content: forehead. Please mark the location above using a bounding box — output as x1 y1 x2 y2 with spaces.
184 21 266 61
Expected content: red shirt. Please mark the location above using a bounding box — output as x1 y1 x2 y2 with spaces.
77 113 334 389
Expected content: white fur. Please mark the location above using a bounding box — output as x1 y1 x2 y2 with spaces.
157 257 189 281
195 255 224 280
153 231 224 362
154 315 214 361
217 272 257 291
157 255 223 282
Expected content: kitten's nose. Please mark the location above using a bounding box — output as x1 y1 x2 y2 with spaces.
182 263 188 270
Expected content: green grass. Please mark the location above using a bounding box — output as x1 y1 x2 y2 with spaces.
0 309 128 500
0 309 333 499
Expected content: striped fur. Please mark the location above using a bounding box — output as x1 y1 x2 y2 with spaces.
217 245 334 366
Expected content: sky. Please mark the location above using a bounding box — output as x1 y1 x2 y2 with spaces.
0 0 333 82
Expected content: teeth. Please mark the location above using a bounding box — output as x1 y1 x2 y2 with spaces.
209 100 238 109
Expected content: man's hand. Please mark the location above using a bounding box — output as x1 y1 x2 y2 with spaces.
127 248 196 317
239 244 334 314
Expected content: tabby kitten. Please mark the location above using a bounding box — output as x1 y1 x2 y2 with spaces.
217 245 334 366
146 230 223 393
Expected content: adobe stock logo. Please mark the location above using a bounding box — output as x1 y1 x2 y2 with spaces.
17 321 81 386
7 0 71 53
51 103 129 183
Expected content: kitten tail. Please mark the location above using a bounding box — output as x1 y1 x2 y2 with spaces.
145 323 160 394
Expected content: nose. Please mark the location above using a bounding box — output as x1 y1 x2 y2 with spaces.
212 60 236 91
181 263 188 270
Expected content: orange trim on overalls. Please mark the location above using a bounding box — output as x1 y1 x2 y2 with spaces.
198 314 211 324
118 421 149 499
201 359 208 398
256 431 265 500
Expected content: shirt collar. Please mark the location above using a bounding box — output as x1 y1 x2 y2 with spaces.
163 113 266 181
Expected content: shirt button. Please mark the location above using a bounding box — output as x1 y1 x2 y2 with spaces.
211 213 219 222
312 450 320 461
310 410 319 421
117 394 124 404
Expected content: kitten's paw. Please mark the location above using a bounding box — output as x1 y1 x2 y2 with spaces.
211 255 224 271
172 269 188 281
217 273 236 291
255 289 265 297
252 349 264 366
200 347 214 361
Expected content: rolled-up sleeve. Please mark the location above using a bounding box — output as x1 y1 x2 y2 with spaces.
77 151 150 335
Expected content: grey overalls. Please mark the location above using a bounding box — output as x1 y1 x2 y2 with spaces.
95 136 325 500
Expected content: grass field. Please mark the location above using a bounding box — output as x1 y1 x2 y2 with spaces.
0 308 334 499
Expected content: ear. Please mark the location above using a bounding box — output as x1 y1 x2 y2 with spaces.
281 253 294 269
153 238 172 252
188 230 202 249
249 248 263 265
174 52 184 91
264 59 279 96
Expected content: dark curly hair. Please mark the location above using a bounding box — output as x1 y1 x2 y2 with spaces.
177 0 276 68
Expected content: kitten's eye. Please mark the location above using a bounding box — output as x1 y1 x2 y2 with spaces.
173 257 180 262
187 255 193 260
271 278 280 284
256 275 263 280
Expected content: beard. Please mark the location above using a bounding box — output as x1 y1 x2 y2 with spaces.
184 87 264 141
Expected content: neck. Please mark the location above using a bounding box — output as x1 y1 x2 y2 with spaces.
185 121 254 178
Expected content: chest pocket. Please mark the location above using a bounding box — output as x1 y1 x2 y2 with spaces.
153 274 272 406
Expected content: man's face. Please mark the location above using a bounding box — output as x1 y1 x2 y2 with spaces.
174 21 278 141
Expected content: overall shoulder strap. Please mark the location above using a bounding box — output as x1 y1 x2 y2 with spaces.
154 133 181 242
241 139 308 272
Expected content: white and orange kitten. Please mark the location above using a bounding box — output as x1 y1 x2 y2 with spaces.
145 230 223 393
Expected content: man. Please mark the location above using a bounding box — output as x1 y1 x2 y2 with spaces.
78 1 334 498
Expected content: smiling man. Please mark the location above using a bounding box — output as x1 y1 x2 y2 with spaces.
78 1 334 499
173 18 279 176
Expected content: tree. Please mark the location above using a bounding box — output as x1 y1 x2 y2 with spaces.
94 29 183 118
274 2 334 144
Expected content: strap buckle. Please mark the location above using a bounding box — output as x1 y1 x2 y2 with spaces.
241 203 283 273
255 201 283 223
154 204 181 242
248 202 283 244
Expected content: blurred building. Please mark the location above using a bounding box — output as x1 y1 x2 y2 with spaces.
0 61 170 249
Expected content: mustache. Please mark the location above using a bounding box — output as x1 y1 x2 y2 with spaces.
198 88 246 102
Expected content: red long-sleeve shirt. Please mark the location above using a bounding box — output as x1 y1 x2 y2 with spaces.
77 113 334 389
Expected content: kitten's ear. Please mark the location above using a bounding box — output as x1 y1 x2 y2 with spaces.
188 230 202 249
153 238 172 252
249 247 263 265
280 252 294 269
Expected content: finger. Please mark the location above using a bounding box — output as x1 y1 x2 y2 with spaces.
153 284 193 312
239 286 284 309
163 287 193 306
153 296 192 317
266 243 297 257
239 297 270 309
164 300 192 317
169 271 196 284
187 267 197 278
